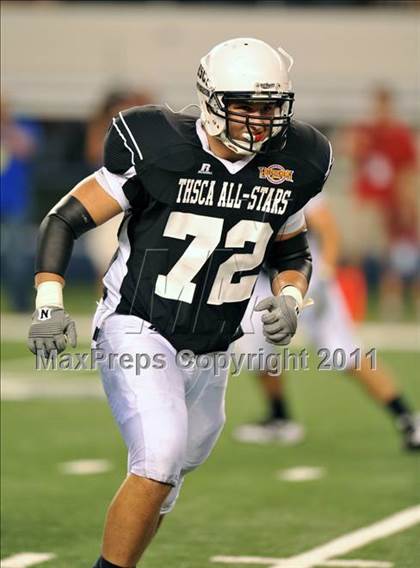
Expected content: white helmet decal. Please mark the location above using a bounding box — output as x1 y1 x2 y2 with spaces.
196 38 295 155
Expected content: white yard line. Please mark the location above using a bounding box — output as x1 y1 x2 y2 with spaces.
277 466 325 482
58 459 112 475
211 560 392 568
1 314 94 343
0 552 56 568
211 504 420 568
322 561 392 567
212 558 282 565
280 504 420 568
1 375 104 400
1 356 35 368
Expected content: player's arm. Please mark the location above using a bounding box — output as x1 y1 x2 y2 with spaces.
254 211 312 346
396 166 418 230
35 175 122 287
394 128 417 231
305 200 340 278
268 226 311 298
28 176 123 355
28 109 142 355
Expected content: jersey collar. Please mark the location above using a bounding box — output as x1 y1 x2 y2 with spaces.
195 119 256 175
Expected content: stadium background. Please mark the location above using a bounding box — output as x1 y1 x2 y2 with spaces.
1 2 419 567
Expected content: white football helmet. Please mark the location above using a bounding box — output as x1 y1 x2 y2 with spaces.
197 38 294 155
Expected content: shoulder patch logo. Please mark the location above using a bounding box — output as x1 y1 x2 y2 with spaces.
198 163 212 175
259 164 294 185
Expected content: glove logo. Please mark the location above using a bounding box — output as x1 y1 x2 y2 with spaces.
38 308 52 321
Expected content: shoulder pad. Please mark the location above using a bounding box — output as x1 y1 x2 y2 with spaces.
116 105 199 171
262 120 333 213
285 120 332 177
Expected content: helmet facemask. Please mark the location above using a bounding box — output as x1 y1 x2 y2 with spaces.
211 92 294 155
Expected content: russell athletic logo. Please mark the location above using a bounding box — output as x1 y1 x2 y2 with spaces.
198 163 212 175
259 164 294 185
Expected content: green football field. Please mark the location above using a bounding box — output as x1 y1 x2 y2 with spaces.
2 340 420 568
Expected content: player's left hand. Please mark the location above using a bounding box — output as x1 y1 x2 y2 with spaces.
254 295 299 346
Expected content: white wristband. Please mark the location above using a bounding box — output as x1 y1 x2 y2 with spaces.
35 281 64 309
280 285 303 311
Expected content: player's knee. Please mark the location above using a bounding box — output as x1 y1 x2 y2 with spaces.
128 431 186 485
160 478 184 514
127 472 172 503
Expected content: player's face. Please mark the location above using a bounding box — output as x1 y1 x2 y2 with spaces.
226 101 277 143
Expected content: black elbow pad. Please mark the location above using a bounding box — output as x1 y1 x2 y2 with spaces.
35 195 96 276
52 195 96 238
265 231 312 283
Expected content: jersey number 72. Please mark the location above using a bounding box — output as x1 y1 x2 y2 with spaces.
155 212 273 305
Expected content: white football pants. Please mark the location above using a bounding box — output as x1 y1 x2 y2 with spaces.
92 310 229 513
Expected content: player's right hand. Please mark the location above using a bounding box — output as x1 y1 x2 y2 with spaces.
27 307 77 355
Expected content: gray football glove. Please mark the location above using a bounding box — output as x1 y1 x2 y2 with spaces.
254 295 299 346
27 307 77 355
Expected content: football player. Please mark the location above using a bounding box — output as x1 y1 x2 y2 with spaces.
27 38 333 567
234 195 420 451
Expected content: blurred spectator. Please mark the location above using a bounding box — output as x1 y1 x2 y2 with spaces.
85 89 153 170
33 118 90 218
1 99 41 312
345 87 419 319
83 89 154 288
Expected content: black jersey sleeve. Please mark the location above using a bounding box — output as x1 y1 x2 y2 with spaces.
311 137 333 195
97 110 148 211
269 122 333 240
305 127 334 198
103 111 140 174
294 125 334 213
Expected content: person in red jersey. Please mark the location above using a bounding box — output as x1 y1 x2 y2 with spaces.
347 87 419 319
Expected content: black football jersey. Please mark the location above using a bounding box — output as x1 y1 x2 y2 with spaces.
98 105 332 354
